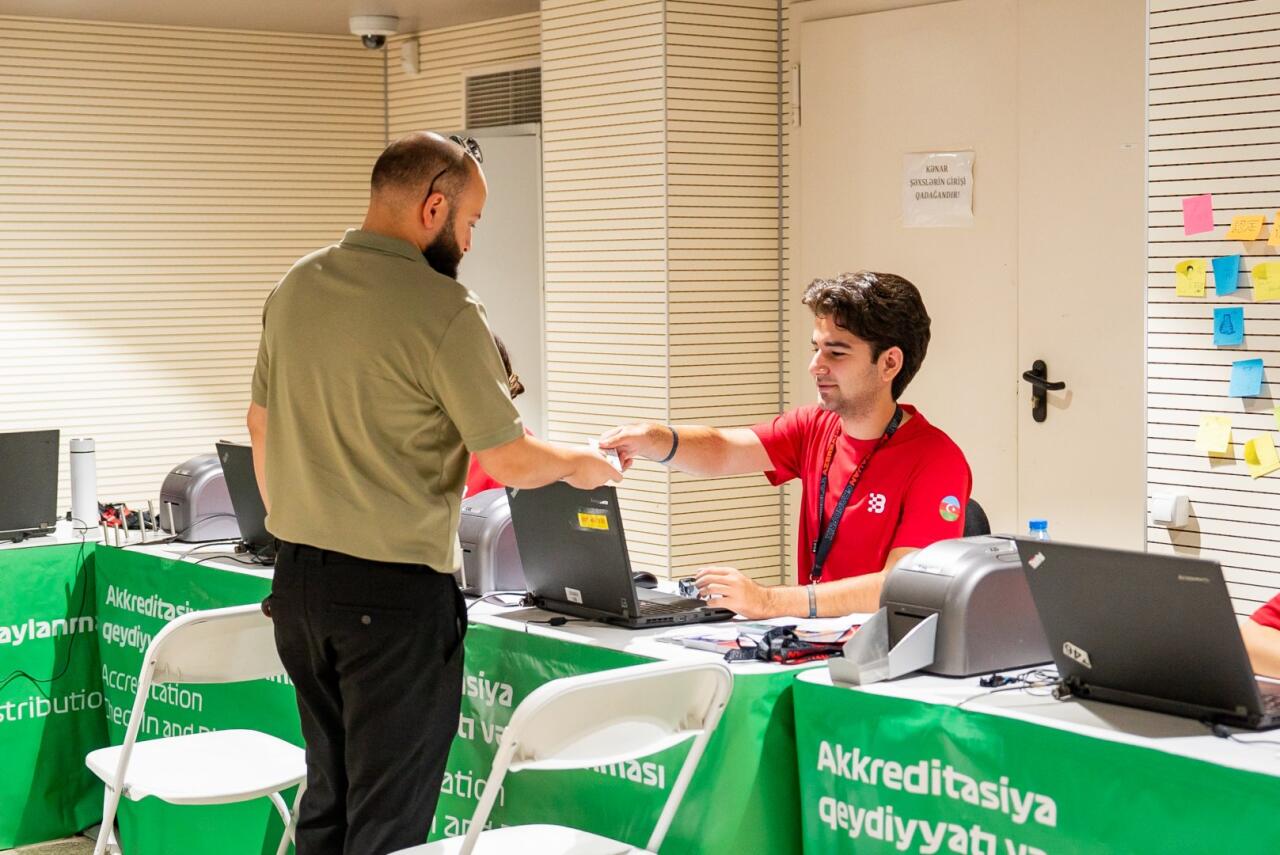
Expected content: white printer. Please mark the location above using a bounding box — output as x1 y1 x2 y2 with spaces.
833 536 1051 684
455 488 525 595
881 535 1051 676
158 453 238 541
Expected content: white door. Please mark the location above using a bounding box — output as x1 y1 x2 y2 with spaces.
457 125 546 436
795 0 1145 546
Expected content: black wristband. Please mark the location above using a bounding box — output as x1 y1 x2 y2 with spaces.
656 426 679 465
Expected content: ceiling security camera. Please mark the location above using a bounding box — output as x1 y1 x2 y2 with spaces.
350 15 399 49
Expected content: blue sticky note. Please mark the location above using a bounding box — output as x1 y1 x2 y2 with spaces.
1229 358 1265 397
1214 255 1242 295
1214 306 1244 346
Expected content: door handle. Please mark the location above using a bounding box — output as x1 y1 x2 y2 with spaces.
1022 360 1065 423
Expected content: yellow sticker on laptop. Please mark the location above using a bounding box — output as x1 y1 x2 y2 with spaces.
577 511 610 531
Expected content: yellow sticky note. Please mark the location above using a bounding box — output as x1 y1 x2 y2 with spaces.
1195 415 1232 454
1254 262 1280 301
1244 434 1280 479
1175 259 1207 297
1226 214 1266 241
1269 213 1280 247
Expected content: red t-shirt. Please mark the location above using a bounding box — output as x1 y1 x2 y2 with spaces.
1251 593 1280 631
463 427 533 498
752 404 972 583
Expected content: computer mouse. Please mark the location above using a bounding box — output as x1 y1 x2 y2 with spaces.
632 571 658 589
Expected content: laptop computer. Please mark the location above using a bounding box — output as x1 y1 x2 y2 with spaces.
215 441 275 564
1015 539 1280 730
505 481 735 628
0 429 59 542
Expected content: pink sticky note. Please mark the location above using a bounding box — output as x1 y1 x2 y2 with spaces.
1183 194 1214 235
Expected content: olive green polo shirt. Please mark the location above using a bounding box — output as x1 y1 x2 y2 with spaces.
251 229 523 570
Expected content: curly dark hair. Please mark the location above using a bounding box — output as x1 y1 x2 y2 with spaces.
801 271 931 400
493 335 524 400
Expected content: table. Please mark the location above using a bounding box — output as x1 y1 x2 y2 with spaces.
793 669 1280 855
84 542 816 854
0 529 104 850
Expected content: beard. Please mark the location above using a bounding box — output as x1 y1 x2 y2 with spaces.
422 210 464 279
817 382 879 420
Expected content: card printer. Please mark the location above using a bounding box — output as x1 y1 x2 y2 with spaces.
833 536 1050 684
158 453 239 542
881 535 1051 676
455 488 525 596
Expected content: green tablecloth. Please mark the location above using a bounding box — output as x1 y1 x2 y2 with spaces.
9 543 807 854
793 672 1280 855
0 541 104 849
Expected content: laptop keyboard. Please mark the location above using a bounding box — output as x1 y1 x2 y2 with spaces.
1262 693 1280 715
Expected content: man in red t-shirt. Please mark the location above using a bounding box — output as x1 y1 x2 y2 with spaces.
601 271 971 619
1243 593 1280 678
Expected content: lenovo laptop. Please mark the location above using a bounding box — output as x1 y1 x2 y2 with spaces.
1015 539 1280 730
0 429 59 542
215 441 275 564
506 482 734 628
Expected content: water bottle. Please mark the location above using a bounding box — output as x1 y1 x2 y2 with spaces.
1028 519 1050 541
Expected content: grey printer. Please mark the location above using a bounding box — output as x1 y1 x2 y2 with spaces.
832 536 1050 684
455 488 525 595
159 454 238 542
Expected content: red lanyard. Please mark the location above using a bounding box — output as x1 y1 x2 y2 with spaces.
810 407 903 582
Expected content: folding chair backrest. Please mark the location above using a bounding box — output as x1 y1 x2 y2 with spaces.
458 660 733 855
148 603 284 685
505 660 732 771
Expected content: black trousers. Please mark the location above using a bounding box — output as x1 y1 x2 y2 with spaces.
268 540 466 855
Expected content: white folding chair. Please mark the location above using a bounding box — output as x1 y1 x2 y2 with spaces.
391 659 733 855
85 603 306 855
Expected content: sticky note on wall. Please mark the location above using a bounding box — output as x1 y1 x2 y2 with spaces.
1230 358 1266 397
1214 306 1244 346
1195 415 1232 454
1253 263 1280 301
1270 213 1280 247
1245 434 1280 479
1175 259 1208 297
1213 255 1241 295
1182 194 1214 235
1226 214 1266 241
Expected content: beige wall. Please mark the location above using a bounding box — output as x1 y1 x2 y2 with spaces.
387 13 540 137
540 0 790 580
0 15 384 508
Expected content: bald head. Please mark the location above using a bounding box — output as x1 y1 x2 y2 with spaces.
363 131 487 279
370 131 479 205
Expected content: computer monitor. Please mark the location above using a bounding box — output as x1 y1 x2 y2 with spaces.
0 429 59 542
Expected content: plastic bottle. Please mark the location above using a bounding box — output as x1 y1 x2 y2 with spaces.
1028 519 1050 541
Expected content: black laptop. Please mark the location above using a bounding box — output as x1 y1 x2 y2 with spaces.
1015 539 1280 730
0 429 59 542
215 441 275 564
505 482 734 629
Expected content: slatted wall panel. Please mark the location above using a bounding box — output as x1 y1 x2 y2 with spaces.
540 0 671 575
387 13 540 137
0 16 384 511
668 0 787 581
1148 0 1280 615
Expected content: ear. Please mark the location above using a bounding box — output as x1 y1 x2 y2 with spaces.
421 192 448 233
879 346 904 382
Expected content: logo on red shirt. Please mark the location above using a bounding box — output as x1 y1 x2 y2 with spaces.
939 495 961 522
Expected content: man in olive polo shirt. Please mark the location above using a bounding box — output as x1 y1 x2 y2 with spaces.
247 132 620 855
